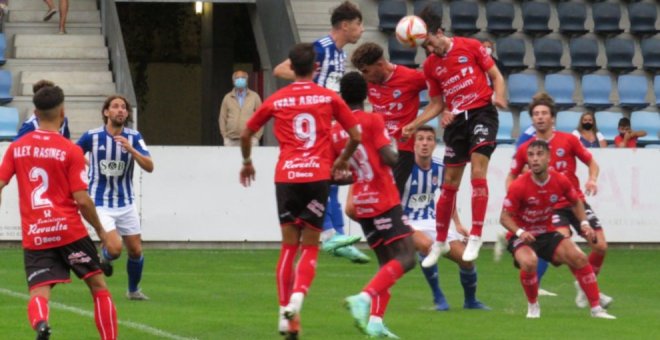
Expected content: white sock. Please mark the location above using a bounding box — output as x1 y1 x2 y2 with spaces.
320 230 335 242
368 316 383 324
359 292 371 302
288 292 304 313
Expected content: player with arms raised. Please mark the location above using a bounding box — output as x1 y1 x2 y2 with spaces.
0 85 118 339
402 5 508 263
501 140 615 320
239 43 361 339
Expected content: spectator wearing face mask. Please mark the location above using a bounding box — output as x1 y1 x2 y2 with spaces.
219 70 263 146
482 39 506 75
572 111 607 148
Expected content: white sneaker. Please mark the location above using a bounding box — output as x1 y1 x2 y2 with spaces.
526 302 541 318
462 235 483 262
591 306 616 319
493 232 506 262
574 281 589 308
421 241 450 268
599 292 613 308
538 288 558 297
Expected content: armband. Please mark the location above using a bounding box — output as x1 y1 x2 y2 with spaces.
515 229 525 237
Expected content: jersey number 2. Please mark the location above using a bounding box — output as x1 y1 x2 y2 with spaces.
30 167 53 210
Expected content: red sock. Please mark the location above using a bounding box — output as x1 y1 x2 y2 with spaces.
292 245 319 295
27 295 49 329
93 289 118 340
572 265 600 308
435 184 458 241
370 289 391 317
277 244 298 306
470 179 488 237
364 260 404 297
588 252 605 276
520 270 538 304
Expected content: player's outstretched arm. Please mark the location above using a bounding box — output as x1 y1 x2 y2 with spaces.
72 190 107 246
273 59 296 81
402 96 444 139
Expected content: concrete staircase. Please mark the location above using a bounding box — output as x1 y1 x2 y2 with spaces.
4 0 112 140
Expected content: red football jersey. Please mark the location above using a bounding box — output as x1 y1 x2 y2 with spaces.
614 135 638 148
0 130 90 250
331 111 400 218
423 37 494 113
503 169 580 236
367 65 427 152
247 81 358 183
511 131 592 207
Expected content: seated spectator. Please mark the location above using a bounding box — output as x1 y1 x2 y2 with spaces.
572 111 607 148
615 117 647 148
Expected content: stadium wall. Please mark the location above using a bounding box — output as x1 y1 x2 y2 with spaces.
0 145 658 243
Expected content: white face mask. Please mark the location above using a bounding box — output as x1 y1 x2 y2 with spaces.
486 47 493 56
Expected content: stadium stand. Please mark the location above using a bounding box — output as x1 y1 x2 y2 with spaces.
605 37 636 73
378 0 407 32
388 35 417 68
618 74 649 110
413 0 441 18
419 89 429 107
0 33 6 66
556 110 582 133
508 73 538 108
496 37 527 73
582 74 612 110
0 70 13 104
497 110 514 144
595 111 624 143
486 2 516 36
631 110 660 146
449 1 480 36
519 110 531 135
593 2 623 36
628 2 658 36
544 73 575 110
655 75 660 107
522 1 552 36
534 37 564 73
569 36 600 74
641 36 660 72
557 2 588 36
0 106 19 140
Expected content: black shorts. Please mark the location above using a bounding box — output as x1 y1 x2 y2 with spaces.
24 236 102 289
275 180 330 230
507 232 566 266
442 104 499 166
553 201 603 235
393 150 414 198
358 205 413 249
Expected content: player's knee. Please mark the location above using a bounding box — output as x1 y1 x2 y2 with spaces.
127 247 143 259
571 253 589 268
517 257 537 272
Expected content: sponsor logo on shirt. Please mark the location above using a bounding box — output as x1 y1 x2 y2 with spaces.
393 89 402 99
435 66 447 76
100 160 126 177
556 148 565 157
369 88 381 99
458 56 468 63
550 195 558 203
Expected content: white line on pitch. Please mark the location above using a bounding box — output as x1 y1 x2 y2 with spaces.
0 287 197 340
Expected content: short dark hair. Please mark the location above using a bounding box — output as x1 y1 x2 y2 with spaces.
33 79 55 94
351 42 384 70
618 117 631 128
102 95 133 125
289 43 316 77
340 71 367 106
33 86 64 112
416 125 436 137
331 1 362 28
419 4 443 33
529 92 557 118
528 140 550 152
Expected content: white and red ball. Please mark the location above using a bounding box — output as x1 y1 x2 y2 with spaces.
395 15 428 48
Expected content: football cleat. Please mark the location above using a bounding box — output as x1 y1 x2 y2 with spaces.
365 321 400 338
321 234 361 252
333 245 370 264
35 320 51 340
538 288 558 297
574 281 588 308
526 302 541 318
462 235 483 262
345 294 370 333
464 300 491 310
599 292 613 309
591 306 616 319
421 242 450 268
126 290 149 301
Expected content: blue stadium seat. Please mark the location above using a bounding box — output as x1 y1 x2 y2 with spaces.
630 111 660 146
497 110 514 144
556 111 582 133
0 33 6 66
605 37 636 73
522 1 552 35
519 111 531 134
595 111 624 142
557 2 588 36
486 2 515 35
628 2 658 36
378 0 407 32
569 36 600 74
0 70 13 105
450 1 479 36
388 35 416 68
582 74 612 110
0 106 19 141
641 36 660 73
618 75 649 110
419 89 429 107
508 73 538 108
544 73 575 110
533 37 563 72
496 37 527 73
593 2 623 35
413 0 442 18
655 75 660 107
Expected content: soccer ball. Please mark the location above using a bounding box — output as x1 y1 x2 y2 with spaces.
395 15 428 48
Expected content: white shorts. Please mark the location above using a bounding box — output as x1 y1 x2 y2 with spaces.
97 205 141 236
409 219 465 243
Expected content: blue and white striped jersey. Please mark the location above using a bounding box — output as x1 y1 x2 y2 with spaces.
14 114 70 141
76 126 150 208
401 158 445 220
313 35 346 92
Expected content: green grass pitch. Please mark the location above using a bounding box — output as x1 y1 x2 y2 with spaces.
1 247 659 339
